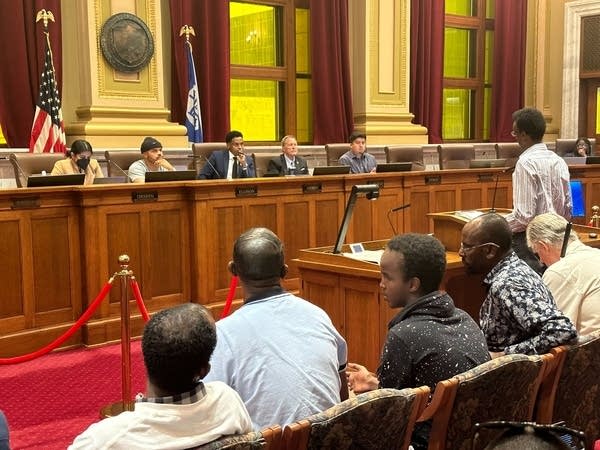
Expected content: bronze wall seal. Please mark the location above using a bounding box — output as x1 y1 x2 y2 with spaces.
100 13 154 73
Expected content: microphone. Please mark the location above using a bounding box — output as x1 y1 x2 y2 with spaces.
108 159 130 181
198 153 222 179
560 221 572 258
10 156 30 187
387 203 411 235
490 165 516 213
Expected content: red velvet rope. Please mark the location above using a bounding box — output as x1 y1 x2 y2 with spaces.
130 278 150 323
0 278 115 365
220 276 238 319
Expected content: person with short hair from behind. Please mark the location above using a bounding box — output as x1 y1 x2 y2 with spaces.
266 135 309 175
204 227 348 430
505 107 572 274
51 139 104 185
526 212 600 335
460 213 577 357
197 130 256 179
347 233 490 450
338 130 377 173
128 137 175 183
69 304 252 450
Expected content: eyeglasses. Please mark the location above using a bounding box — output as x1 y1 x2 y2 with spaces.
459 242 499 253
472 421 586 450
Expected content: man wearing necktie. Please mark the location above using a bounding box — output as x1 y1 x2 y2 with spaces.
267 135 309 176
197 130 256 180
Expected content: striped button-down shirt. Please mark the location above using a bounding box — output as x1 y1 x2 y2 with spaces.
505 143 572 232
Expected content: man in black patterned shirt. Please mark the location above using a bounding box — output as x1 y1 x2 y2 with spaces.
460 213 577 357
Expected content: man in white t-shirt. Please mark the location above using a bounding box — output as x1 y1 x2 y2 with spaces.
69 304 252 450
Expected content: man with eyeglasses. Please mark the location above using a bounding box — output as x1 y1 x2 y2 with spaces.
460 213 576 357
505 107 572 274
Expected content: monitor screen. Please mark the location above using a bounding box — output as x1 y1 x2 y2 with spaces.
570 180 585 218
145 170 197 182
586 156 600 165
312 166 351 176
469 159 507 169
375 162 413 173
27 173 85 188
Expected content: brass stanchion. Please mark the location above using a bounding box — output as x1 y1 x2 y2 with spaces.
101 255 135 417
590 205 600 228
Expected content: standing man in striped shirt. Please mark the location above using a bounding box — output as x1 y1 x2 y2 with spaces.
505 107 572 274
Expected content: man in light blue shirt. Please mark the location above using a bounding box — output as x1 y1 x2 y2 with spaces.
204 227 348 430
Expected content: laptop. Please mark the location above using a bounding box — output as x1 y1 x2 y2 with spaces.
376 162 413 173
312 166 351 176
27 173 85 188
469 159 507 169
93 176 129 184
586 156 600 165
563 156 587 166
145 170 197 182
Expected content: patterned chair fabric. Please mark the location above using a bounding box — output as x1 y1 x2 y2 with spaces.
537 331 600 450
423 354 547 450
190 431 266 450
283 386 430 450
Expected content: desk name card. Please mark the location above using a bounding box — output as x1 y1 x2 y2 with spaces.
11 196 40 209
235 186 258 197
302 183 322 194
132 191 158 202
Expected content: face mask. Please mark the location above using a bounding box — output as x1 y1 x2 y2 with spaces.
76 158 90 171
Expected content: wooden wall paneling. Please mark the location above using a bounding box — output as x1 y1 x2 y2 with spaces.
299 268 344 336
0 219 25 333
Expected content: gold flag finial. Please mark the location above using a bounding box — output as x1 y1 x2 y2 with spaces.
179 25 196 42
35 9 55 30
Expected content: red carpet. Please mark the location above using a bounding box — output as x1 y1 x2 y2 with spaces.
0 341 146 449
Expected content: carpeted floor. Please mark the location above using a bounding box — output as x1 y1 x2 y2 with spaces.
0 340 146 449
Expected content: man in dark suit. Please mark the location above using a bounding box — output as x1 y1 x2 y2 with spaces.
266 135 309 176
197 130 256 179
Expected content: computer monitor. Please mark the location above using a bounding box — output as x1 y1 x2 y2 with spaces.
570 180 585 218
144 170 197 182
26 173 85 188
312 166 351 176
562 156 587 166
586 156 600 165
375 162 413 173
469 159 507 169
93 176 129 184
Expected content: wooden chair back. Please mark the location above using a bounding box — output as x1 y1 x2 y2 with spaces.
324 143 349 166
535 331 600 449
421 354 548 450
495 142 524 162
283 386 430 450
190 143 226 172
251 152 282 177
9 153 65 187
384 145 425 170
104 150 141 176
437 144 475 169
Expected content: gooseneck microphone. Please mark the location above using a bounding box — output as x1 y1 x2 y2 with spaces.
199 153 222 179
490 165 516 213
560 221 572 258
108 159 130 182
387 203 411 235
10 156 30 188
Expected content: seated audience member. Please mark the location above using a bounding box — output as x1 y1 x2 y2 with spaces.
338 130 377 173
69 304 252 450
51 139 103 185
204 227 348 430
347 233 490 450
128 137 175 183
526 212 600 335
475 421 584 450
0 410 9 450
197 130 256 179
460 213 577 356
564 137 592 157
266 135 308 175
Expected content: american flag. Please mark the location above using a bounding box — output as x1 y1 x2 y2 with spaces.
29 34 66 153
185 40 203 143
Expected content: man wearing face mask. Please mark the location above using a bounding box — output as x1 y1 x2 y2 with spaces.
128 137 175 183
51 139 104 185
